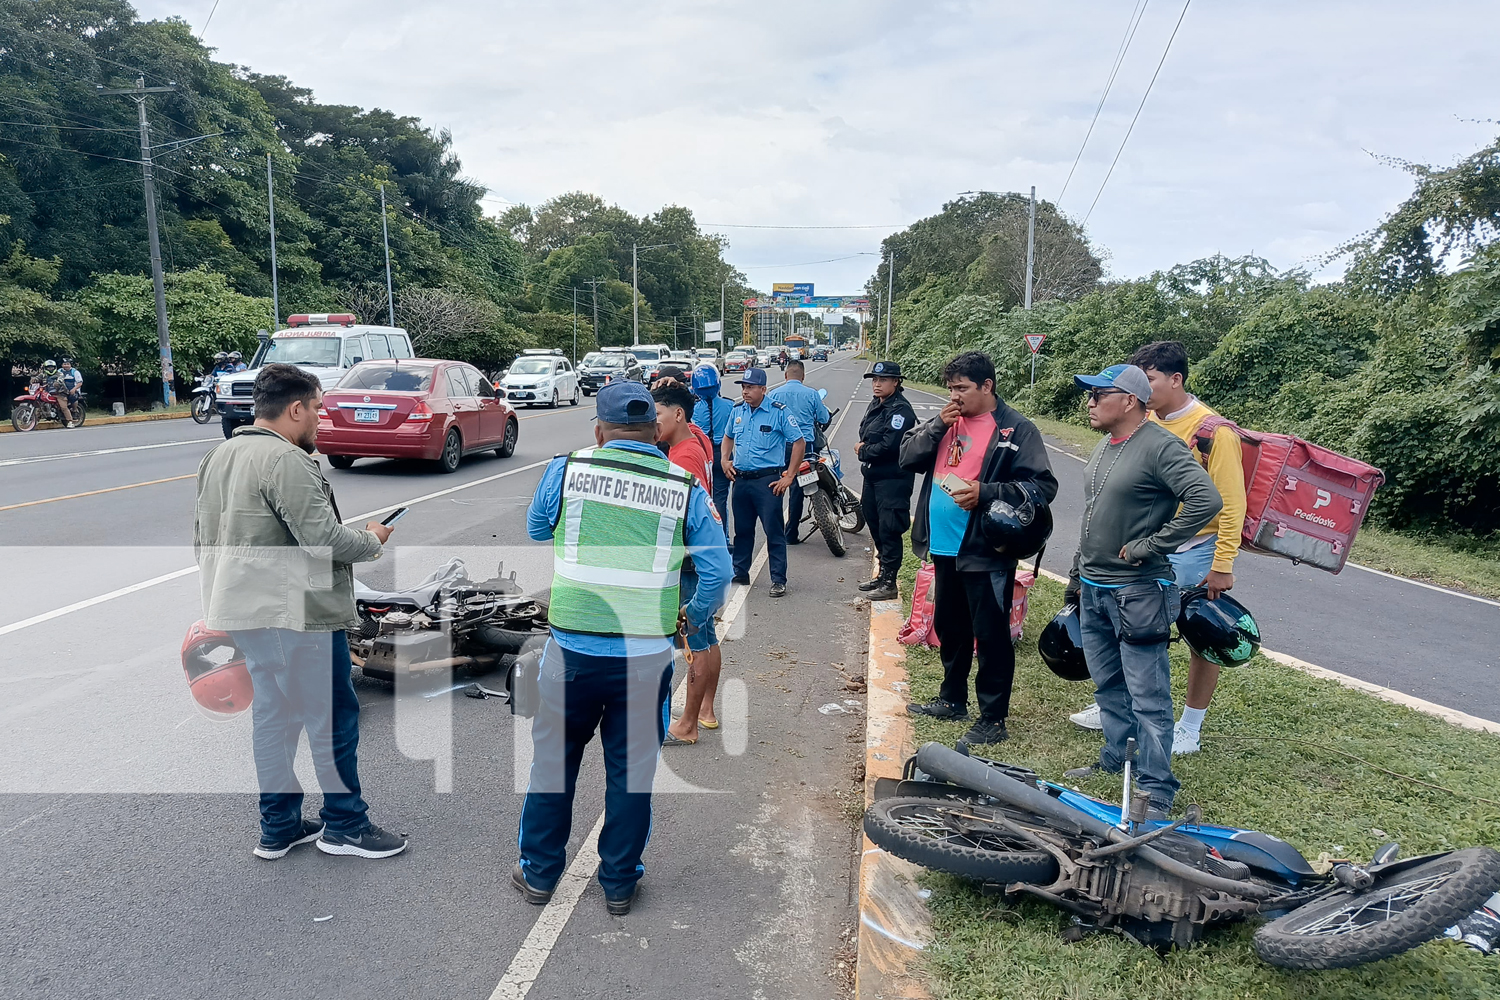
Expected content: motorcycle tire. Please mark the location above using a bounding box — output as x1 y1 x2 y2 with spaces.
11 401 38 432
837 485 864 533
191 393 214 424
1253 846 1500 970
863 796 1059 885
810 489 846 557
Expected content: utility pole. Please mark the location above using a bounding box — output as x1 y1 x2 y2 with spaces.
267 153 280 327
1025 185 1036 310
720 279 726 347
585 278 602 347
885 251 895 355
379 182 395 327
99 75 178 407
572 287 578 366
632 242 639 346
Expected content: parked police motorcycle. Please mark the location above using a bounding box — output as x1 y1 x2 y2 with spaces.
794 387 863 556
190 372 218 424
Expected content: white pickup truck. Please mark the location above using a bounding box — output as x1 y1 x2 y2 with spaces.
215 313 415 438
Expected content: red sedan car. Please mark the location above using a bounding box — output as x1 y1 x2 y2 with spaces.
317 359 518 473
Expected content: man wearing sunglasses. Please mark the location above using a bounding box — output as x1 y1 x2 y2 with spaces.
1062 363 1221 819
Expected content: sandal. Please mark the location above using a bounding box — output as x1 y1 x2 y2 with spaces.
662 734 697 747
697 719 720 730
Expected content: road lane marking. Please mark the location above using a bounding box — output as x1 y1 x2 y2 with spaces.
0 473 196 512
0 437 218 468
489 810 608 1000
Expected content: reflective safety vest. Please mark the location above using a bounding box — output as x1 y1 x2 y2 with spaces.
549 446 694 637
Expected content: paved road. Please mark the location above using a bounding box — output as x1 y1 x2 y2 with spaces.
0 358 876 1000
887 384 1500 723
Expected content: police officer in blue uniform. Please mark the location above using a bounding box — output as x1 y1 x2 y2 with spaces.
517 380 731 915
767 359 829 542
721 367 804 598
689 364 734 526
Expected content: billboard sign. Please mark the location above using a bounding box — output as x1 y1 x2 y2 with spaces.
703 320 723 343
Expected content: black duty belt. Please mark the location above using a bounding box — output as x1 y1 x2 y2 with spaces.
735 467 781 480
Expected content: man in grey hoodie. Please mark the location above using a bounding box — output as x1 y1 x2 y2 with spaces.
1063 363 1221 816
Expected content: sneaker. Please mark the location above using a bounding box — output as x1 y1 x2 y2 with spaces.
769 583 786 598
512 863 553 905
316 823 408 859
732 574 750 586
906 698 969 721
253 818 325 860
1171 722 1201 755
1069 703 1104 731
856 575 885 592
605 884 639 916
866 579 898 601
961 719 1008 745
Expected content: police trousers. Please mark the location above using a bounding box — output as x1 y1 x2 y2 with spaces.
731 471 788 585
861 476 913 579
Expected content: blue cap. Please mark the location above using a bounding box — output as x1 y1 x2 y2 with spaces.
595 379 657 424
1073 363 1152 403
735 367 768 387
690 363 721 395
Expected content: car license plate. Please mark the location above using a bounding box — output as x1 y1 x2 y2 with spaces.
797 472 820 487
355 408 379 423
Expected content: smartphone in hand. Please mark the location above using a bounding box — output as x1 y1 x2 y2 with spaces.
938 473 967 496
381 506 410 527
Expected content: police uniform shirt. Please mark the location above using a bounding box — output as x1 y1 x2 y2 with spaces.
725 399 801 470
765 379 829 444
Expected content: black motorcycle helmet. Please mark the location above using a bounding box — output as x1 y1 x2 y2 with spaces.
1038 602 1090 681
1177 589 1261 667
979 481 1053 560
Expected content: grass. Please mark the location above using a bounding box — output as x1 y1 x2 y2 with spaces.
899 378 1500 599
892 549 1500 999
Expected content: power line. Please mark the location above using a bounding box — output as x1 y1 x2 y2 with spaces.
703 222 902 230
200 0 224 40
740 252 877 270
1082 0 1194 226
1057 0 1150 205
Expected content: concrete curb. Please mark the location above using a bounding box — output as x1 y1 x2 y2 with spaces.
854 585 932 1000
0 410 194 434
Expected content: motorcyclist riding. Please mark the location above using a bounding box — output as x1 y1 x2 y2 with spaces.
210 352 234 375
60 356 83 412
38 360 74 427
229 351 248 372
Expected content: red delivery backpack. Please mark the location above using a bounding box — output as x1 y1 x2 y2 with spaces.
1193 416 1385 574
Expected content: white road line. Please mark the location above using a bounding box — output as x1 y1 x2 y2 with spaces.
0 437 218 468
489 810 608 1000
0 458 553 636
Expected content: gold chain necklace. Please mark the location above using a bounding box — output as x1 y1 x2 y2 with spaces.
1084 414 1150 538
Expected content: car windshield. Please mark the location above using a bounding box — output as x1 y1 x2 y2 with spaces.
262 336 342 367
633 348 663 361
339 363 434 391
589 355 627 367
509 359 554 375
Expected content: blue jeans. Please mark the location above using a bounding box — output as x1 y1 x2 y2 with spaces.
731 472 788 585
1167 540 1215 589
710 439 731 539
1078 583 1182 809
518 640 674 897
231 629 369 840
784 442 809 539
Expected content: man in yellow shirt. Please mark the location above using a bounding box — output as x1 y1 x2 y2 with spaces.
1068 341 1247 754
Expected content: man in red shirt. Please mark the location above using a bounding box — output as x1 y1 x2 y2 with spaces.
653 382 723 745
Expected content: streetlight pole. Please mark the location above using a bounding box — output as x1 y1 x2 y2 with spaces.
267 153 280 328
885 251 895 355
379 182 395 327
1025 184 1036 311
631 242 671 346
572 287 578 366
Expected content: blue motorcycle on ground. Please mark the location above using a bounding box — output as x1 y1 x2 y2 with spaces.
865 741 1500 969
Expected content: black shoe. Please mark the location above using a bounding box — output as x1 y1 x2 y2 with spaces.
732 574 751 585
866 579 898 601
786 534 802 545
906 698 968 721
857 575 885 592
316 822 408 859
605 884 639 916
512 863 553 905
769 583 786 598
961 718 1008 745
253 818 325 860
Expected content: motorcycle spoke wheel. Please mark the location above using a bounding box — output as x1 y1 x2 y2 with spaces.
810 489 846 557
11 402 38 432
1254 846 1500 970
863 796 1059 884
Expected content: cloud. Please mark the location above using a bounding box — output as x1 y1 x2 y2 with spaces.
147 0 1500 291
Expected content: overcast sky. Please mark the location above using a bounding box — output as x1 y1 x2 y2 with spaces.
139 0 1500 295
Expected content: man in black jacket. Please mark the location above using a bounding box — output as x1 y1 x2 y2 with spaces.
855 361 918 601
898 351 1058 746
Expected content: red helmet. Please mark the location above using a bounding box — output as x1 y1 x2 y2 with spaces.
181 621 253 716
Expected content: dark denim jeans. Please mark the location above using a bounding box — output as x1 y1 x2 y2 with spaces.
518 639 673 898
231 628 369 840
1078 583 1182 809
710 438 731 538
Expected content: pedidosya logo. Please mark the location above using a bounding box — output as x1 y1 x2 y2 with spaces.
1294 508 1338 528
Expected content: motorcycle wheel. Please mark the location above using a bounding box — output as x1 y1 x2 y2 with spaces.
1253 846 1500 970
70 401 85 427
863 796 1059 884
191 393 214 424
11 401 38 432
809 489 846 557
837 485 864 533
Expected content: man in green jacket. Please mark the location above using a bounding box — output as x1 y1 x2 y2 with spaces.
1063 363 1221 818
194 363 405 861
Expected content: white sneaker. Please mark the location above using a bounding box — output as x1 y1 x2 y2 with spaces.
1068 703 1103 731
1172 722 1201 755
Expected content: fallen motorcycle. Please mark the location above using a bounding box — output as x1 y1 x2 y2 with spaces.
350 557 549 683
865 741 1500 970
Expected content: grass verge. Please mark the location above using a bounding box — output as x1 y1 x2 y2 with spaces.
898 378 1500 599
892 548 1500 999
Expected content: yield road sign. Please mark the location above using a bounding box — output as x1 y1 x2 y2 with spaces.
1025 334 1047 354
